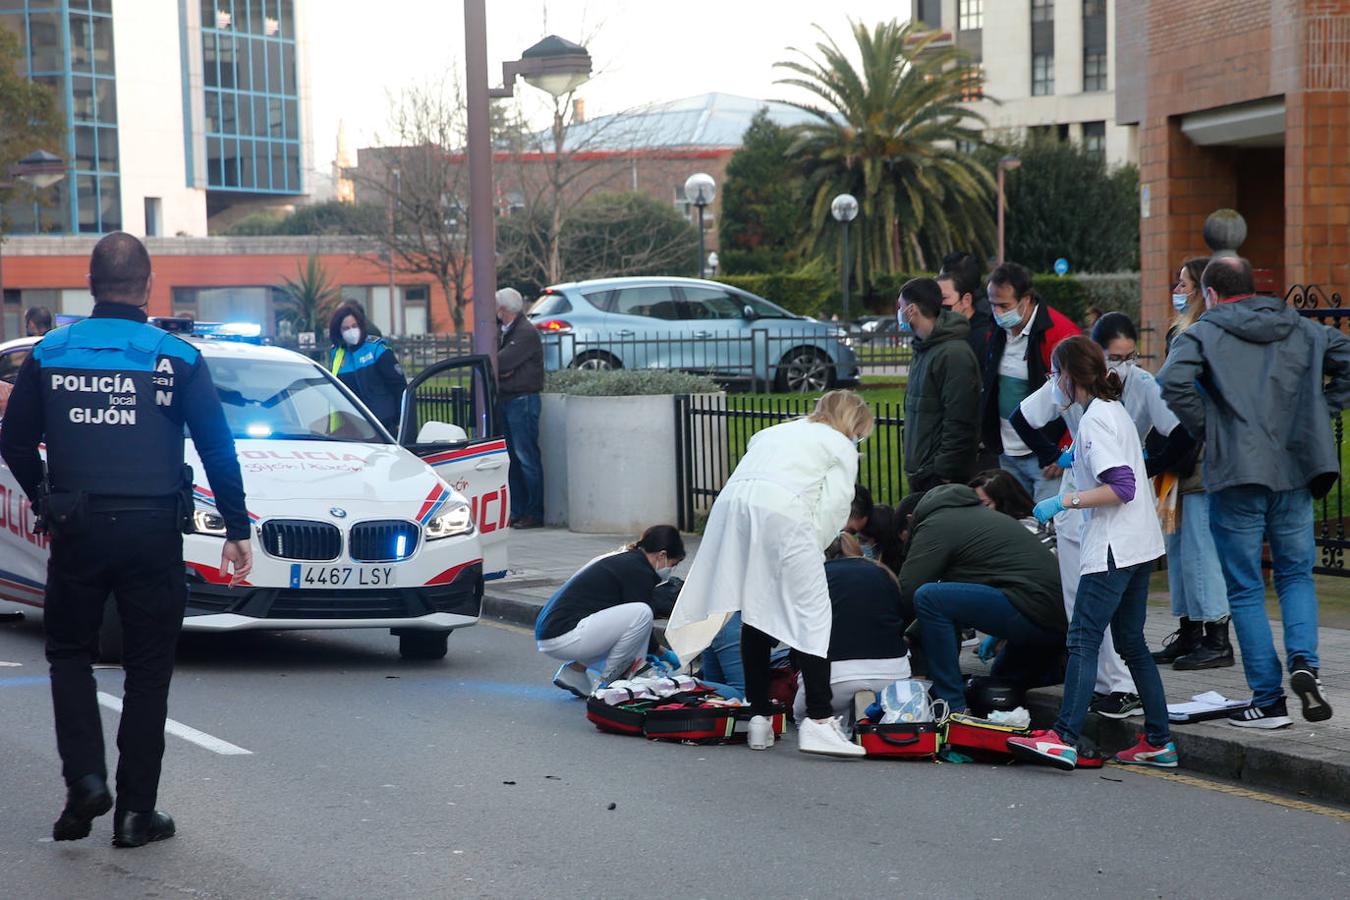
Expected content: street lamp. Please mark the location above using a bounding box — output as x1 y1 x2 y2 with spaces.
0 150 67 341
830 193 858 321
464 1 592 368
996 154 1021 265
684 172 716 278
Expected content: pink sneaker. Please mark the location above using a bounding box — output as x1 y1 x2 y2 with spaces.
1114 737 1179 768
1007 729 1078 771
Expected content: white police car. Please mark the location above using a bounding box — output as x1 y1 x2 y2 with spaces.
0 323 509 660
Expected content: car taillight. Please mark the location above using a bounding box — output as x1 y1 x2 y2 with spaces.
535 319 573 333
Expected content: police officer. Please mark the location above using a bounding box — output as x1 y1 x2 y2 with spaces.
0 232 252 848
326 301 407 434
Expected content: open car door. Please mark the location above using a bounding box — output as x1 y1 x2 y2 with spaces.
397 354 510 580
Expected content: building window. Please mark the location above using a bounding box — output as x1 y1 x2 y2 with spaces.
144 197 162 236
1083 121 1106 160
1083 0 1106 16
1032 53 1055 96
1032 0 1055 23
959 66 984 102
200 0 302 194
958 0 983 31
1083 50 1107 92
914 0 942 29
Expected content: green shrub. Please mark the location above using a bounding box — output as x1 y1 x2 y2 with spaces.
1032 274 1090 325
1077 273 1141 321
715 272 834 318
543 369 721 397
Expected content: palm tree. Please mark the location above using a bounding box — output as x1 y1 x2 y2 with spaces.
776 20 996 294
276 254 341 338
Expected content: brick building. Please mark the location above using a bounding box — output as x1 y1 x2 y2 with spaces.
1117 0 1350 338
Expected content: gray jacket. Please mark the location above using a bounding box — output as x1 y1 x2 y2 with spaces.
1158 295 1350 498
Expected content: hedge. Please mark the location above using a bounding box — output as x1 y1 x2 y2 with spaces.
715 272 834 318
543 369 721 397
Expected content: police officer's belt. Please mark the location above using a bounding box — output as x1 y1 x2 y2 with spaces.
85 494 180 514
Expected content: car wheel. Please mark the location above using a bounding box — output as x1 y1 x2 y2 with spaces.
98 595 123 665
570 351 621 372
774 347 835 393
398 629 450 660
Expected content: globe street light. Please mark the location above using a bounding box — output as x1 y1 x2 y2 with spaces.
997 155 1021 265
831 193 859 321
0 149 67 341
685 172 716 278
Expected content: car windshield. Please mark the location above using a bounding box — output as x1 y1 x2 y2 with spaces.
206 355 386 444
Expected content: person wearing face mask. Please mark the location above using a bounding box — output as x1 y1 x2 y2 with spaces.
980 262 1080 503
495 287 546 529
1008 312 1194 719
1008 336 1177 771
536 525 686 697
667 391 874 758
937 251 995 380
326 302 407 434
900 277 982 493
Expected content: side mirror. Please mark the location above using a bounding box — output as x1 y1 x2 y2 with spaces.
416 421 469 444
742 305 758 322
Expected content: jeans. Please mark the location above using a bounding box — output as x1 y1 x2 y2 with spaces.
536 603 653 682
1054 557 1170 746
698 613 745 699
1209 486 1319 706
1000 452 1057 503
742 623 831 719
914 582 1063 713
1166 491 1230 621
502 393 543 521
1058 518 1135 694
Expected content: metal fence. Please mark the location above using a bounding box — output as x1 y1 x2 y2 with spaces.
674 393 905 531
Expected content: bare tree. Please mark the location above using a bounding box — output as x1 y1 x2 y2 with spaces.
353 76 473 331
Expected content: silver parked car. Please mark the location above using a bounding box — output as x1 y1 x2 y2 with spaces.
527 277 860 392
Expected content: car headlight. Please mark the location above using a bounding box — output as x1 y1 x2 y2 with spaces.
192 508 228 537
424 502 474 540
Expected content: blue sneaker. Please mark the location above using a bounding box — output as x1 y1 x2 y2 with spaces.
1114 737 1179 768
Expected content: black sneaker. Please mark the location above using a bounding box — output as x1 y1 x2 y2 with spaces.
1290 659 1333 723
1228 697 1293 729
1090 692 1143 719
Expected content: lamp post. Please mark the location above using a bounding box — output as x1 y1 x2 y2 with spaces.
464 4 592 368
996 154 1020 265
684 172 716 278
0 150 67 342
830 193 858 321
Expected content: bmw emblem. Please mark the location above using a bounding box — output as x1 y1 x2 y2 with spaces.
330 507 347 519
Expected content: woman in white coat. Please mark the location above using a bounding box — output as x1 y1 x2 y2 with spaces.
666 391 873 758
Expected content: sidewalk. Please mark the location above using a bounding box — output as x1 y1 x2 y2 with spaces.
486 528 1350 807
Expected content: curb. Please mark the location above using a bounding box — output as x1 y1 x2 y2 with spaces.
484 587 1350 808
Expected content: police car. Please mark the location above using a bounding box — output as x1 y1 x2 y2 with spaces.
0 322 510 661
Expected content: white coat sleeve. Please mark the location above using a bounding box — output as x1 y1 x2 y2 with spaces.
812 448 858 550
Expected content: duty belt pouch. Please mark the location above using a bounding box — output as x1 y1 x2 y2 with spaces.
44 491 88 538
179 465 196 535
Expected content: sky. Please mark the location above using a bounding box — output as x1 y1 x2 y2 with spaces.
306 0 905 171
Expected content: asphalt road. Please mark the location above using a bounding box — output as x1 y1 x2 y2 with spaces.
1 610 1346 900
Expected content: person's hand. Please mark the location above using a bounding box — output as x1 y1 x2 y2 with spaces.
1057 445 1075 469
1041 463 1063 479
220 540 253 587
658 648 681 671
1033 495 1065 525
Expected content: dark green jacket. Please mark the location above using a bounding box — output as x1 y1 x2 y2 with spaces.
903 310 982 486
899 485 1065 634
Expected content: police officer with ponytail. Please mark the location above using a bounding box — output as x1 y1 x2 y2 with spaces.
0 232 252 848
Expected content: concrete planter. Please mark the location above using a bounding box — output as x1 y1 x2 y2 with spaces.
539 392 569 526
564 392 725 534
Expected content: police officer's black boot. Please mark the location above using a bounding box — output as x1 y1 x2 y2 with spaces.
52 773 112 841
112 809 175 849
1151 617 1201 664
1173 618 1235 670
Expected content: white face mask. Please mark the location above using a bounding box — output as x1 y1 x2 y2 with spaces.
342 327 362 347
1049 377 1073 411
1171 293 1190 312
656 566 673 581
1106 358 1135 377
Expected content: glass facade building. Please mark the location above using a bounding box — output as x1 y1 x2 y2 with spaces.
198 0 301 194
1 0 120 234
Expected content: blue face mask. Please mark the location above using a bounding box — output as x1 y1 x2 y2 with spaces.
994 304 1024 331
896 309 912 333
1172 292 1190 312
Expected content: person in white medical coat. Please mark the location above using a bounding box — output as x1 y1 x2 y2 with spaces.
667 390 873 758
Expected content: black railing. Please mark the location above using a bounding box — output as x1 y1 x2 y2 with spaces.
674 394 904 531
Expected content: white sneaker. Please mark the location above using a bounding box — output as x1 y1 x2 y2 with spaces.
798 716 866 758
747 715 775 750
552 662 598 699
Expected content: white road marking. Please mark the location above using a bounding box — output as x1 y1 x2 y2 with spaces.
96 692 253 756
0 661 22 667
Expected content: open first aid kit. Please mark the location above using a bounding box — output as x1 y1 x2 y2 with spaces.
585 676 787 745
852 682 945 760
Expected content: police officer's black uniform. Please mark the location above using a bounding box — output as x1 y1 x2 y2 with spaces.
0 300 249 844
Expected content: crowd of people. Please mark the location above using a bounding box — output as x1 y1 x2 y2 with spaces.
534 252 1346 768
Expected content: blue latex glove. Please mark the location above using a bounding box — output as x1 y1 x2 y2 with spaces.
1033 495 1065 525
1057 445 1075 469
658 649 681 671
977 635 1001 663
